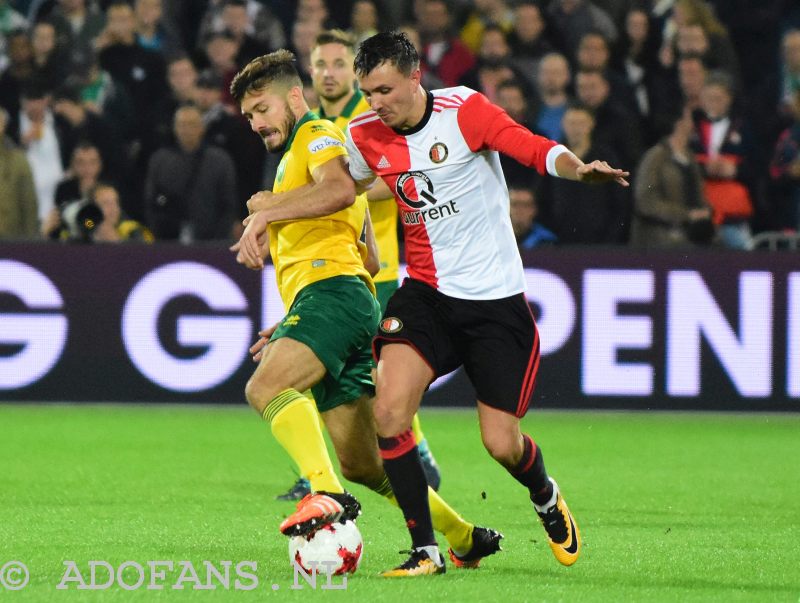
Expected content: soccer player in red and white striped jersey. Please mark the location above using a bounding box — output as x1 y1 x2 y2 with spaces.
346 32 628 576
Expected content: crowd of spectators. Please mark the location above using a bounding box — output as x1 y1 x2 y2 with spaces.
0 0 798 250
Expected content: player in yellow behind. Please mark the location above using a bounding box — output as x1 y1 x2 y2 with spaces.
230 50 501 568
274 29 442 502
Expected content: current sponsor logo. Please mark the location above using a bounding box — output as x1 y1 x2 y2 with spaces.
395 170 461 226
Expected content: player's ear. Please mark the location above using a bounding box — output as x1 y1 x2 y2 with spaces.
409 67 422 87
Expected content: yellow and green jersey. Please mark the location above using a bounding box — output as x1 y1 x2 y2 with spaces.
271 111 374 310
317 90 399 284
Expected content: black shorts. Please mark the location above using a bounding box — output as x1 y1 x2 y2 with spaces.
373 278 540 417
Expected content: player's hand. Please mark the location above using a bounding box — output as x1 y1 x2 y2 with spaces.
246 191 274 215
230 211 269 269
249 322 280 362
576 160 629 187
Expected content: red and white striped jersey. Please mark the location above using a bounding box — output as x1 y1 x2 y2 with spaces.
346 86 567 300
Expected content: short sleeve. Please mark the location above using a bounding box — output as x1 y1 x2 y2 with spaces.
302 121 348 174
345 125 375 183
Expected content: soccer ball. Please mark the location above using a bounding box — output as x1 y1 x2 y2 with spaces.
288 520 363 575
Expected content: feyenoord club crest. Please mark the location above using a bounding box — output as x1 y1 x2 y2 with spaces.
380 317 403 333
429 142 448 163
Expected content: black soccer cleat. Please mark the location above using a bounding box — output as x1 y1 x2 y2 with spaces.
275 477 311 501
447 526 503 569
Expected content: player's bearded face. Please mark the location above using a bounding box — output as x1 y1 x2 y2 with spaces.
260 105 296 153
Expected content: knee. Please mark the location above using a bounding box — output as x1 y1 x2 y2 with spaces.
481 431 521 468
372 397 409 437
244 377 273 415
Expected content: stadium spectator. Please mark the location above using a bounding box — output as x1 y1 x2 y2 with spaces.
44 0 104 68
144 104 238 242
506 1 555 76
0 106 39 239
195 68 265 216
9 80 67 222
459 0 514 54
574 68 643 171
165 55 198 108
673 23 740 90
43 181 154 242
290 17 321 80
52 140 102 205
97 0 168 164
547 0 618 61
460 25 528 101
398 22 444 89
614 6 670 145
30 19 69 87
217 0 268 67
575 30 637 112
532 52 572 141
416 0 475 88
541 104 629 243
89 181 154 242
509 184 557 249
52 81 124 183
496 79 541 187
631 108 714 248
777 29 800 121
0 1 28 72
133 0 183 61
769 90 800 231
0 29 34 119
690 71 754 249
676 54 706 112
349 0 378 47
198 0 286 55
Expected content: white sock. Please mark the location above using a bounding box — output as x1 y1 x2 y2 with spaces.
533 479 559 513
418 545 442 565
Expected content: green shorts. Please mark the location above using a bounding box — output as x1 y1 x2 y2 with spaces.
375 279 399 314
271 276 381 412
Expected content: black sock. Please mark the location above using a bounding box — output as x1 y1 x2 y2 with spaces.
509 434 553 506
378 429 436 549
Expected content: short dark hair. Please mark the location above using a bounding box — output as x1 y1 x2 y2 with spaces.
230 49 302 104
354 31 419 78
314 29 356 54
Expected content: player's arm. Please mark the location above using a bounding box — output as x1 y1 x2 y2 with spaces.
363 206 380 277
364 177 393 201
233 156 356 269
457 92 629 186
246 155 356 220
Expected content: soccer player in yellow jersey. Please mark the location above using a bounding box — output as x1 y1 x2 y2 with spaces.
273 30 442 502
230 50 502 568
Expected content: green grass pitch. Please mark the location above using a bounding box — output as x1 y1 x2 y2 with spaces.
1 404 798 602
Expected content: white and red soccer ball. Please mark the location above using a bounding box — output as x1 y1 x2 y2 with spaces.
288 520 363 575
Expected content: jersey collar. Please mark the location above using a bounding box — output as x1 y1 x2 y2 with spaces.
393 90 434 136
282 111 318 152
318 89 364 121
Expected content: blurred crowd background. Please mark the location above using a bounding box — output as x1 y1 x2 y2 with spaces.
1 0 799 250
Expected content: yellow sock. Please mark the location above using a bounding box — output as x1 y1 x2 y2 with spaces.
372 475 474 555
262 389 343 494
411 413 425 444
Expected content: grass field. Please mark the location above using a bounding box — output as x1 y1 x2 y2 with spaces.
0 404 798 602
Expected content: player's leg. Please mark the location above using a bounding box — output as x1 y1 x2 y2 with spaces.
463 293 580 566
476 403 580 566
377 279 441 491
321 386 497 565
245 336 343 496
